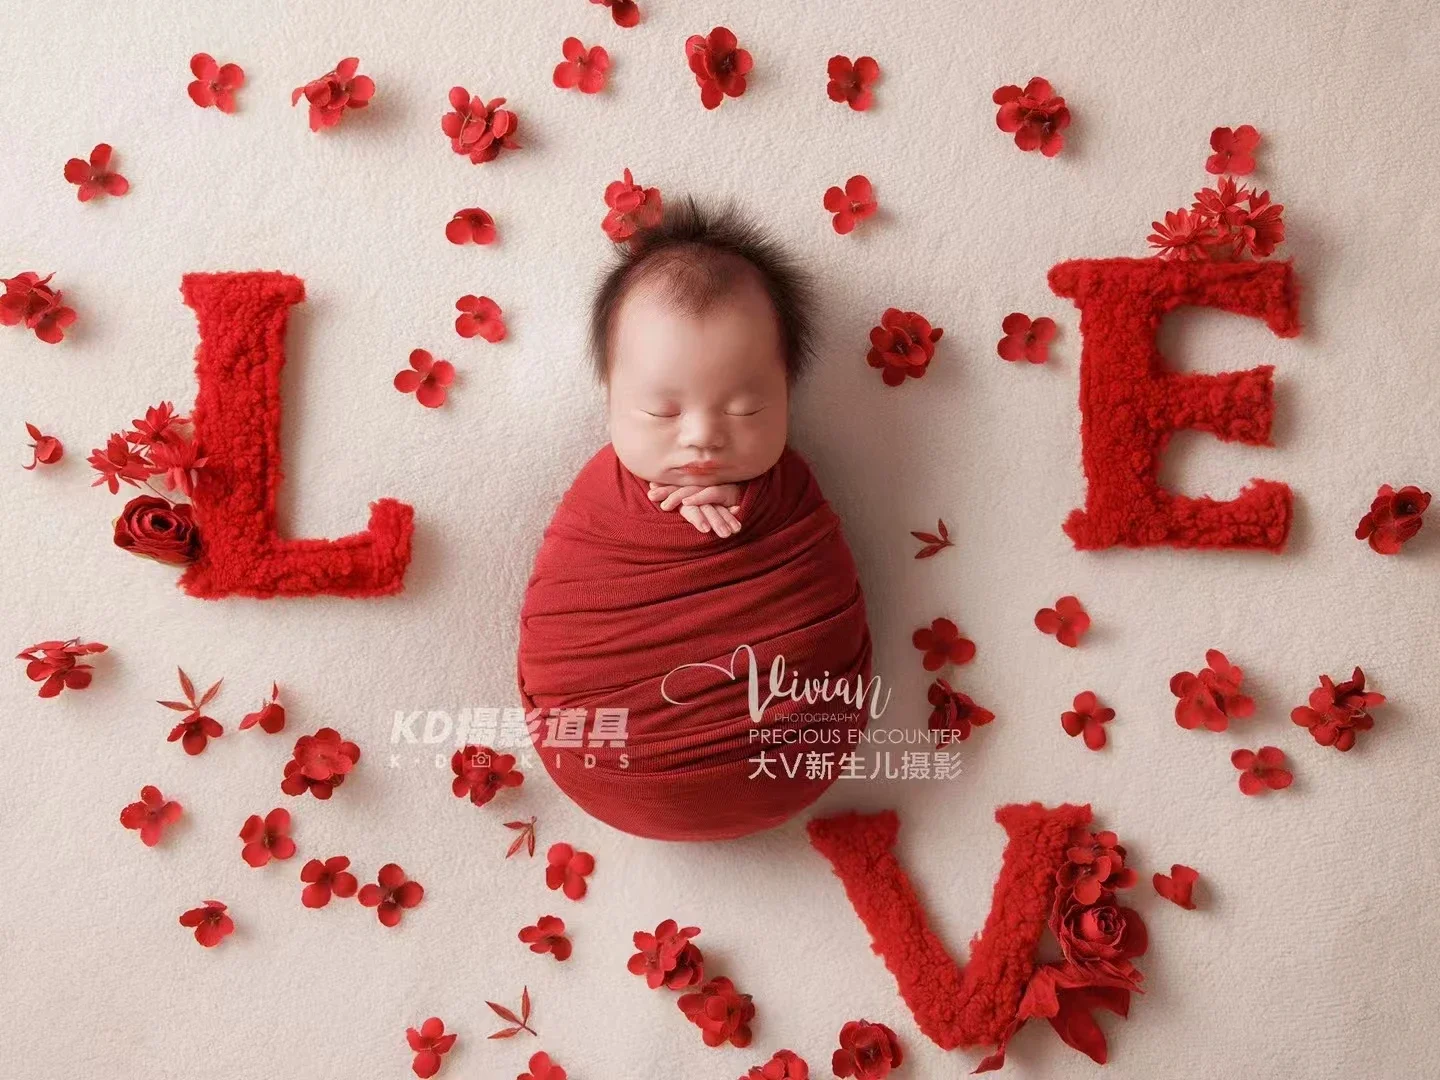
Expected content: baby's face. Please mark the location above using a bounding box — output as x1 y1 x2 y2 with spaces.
606 277 789 486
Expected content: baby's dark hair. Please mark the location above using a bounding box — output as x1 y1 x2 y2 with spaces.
588 194 817 386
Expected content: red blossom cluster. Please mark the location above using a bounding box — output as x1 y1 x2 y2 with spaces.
452 744 525 807
442 86 520 164
909 517 953 559
1356 484 1430 554
992 77 1069 156
628 919 704 989
686 27 752 109
158 667 223 755
1291 667 1385 752
832 1020 902 1078
519 915 571 961
1169 649 1254 731
866 307 943 386
602 167 663 242
926 677 993 742
89 402 206 565
17 637 106 698
590 0 639 28
282 727 361 798
678 976 754 1048
1 271 76 344
742 1048 810 1079
1148 175 1285 261
292 57 374 131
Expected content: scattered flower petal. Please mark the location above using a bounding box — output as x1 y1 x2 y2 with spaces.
627 919 704 989
1152 864 1199 909
1034 595 1090 647
178 899 233 947
554 37 609 93
1356 484 1430 554
17 638 106 698
358 863 424 926
544 842 594 900
158 667 223 754
912 617 974 670
22 423 62 470
1206 125 1260 176
120 785 182 847
519 915 572 961
823 174 877 235
455 295 506 342
926 677 994 741
518 1050 566 1080
992 77 1069 156
1 271 77 344
446 207 497 246
832 1019 902 1078
602 167 663 242
292 57 374 131
452 744 524 807
826 55 879 111
282 727 361 799
64 143 129 201
442 86 521 163
240 682 286 733
1169 649 1254 732
188 53 245 113
1061 690 1114 750
743 1049 809 1079
300 855 359 907
678 976 754 1048
1231 745 1293 795
996 312 1056 364
406 1017 457 1079
394 348 456 408
590 0 640 28
240 807 296 867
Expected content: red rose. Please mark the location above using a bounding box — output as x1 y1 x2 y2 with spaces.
831 1019 902 1079
113 495 200 565
1056 896 1147 972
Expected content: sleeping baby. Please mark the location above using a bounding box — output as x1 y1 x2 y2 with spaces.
516 196 874 841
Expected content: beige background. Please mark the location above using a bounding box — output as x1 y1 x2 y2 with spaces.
1 1 1437 1077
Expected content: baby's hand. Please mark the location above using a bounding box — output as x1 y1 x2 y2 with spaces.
648 481 744 537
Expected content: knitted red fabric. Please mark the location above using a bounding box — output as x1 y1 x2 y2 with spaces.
178 272 414 598
1047 257 1301 550
516 443 873 841
807 803 1092 1052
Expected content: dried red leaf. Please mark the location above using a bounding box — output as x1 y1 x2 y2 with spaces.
17 638 107 698
485 987 537 1038
910 517 953 559
160 667 224 754
504 816 538 858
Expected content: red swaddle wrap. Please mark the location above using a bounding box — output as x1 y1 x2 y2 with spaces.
516 442 873 841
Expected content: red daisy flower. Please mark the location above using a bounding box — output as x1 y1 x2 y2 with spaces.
1235 189 1285 257
188 53 245 113
627 919 705 989
292 57 374 132
282 727 361 799
87 432 153 492
451 744 524 807
996 312 1056 364
519 915 572 961
866 307 944 386
992 77 1070 156
239 807 297 868
17 638 106 698
590 0 640 28
120 785 182 847
925 677 994 741
147 435 208 497
519 1052 567 1080
823 175 877 235
394 348 456 408
406 1017 456 1079
1 272 77 344
554 38 609 94
1152 864 1199 909
1291 667 1385 752
832 1019 903 1079
239 682 285 733
1231 746 1293 795
826 55 880 111
300 855 359 908
445 207 497 246
685 27 752 110
1356 484 1430 554
22 423 63 470
545 842 595 900
1148 208 1218 260
744 1049 810 1079
65 143 129 202
359 863 424 926
1169 649 1254 732
442 86 521 164
602 167 663 242
179 899 234 947
678 976 754 1048
1034 595 1090 647
455 295 506 342
911 617 974 670
1206 125 1260 176
1061 690 1114 750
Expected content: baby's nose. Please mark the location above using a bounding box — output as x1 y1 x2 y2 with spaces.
678 411 726 449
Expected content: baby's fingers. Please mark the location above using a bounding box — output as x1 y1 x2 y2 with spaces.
701 504 739 538
679 504 711 532
660 485 704 510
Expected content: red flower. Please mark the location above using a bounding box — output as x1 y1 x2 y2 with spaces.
1206 125 1260 176
1034 595 1090 647
178 899 233 947
300 856 359 908
1055 894 1148 973
590 0 640 28
1 271 77 343
911 617 974 670
113 496 200 565
545 842 595 900
23 423 62 470
406 1017 456 1079
1152 864 1199 909
148 435 208 497
455 295 506 342
88 433 153 492
1232 746 1293 795
120 785 182 847
17 638 106 698
1150 179 1286 261
291 57 374 132
826 55 880 112
831 1019 903 1079
1169 649 1254 731
992 77 1070 156
743 1049 809 1080
64 143 129 201
1356 484 1430 554
519 915 572 961
451 744 525 807
1229 188 1286 258
240 807 296 867
446 207 497 246
1147 208 1215 260
823 175 877 235
996 312 1056 364
158 667 223 755
126 401 188 448
627 918 704 989
282 727 361 799
1059 828 1138 906
358 863 424 926
1061 691 1113 750
554 38 609 93
240 682 286 733
188 53 245 113
602 167 663 242
518 1051 566 1080
394 348 456 408
1291 667 1385 751
678 976 754 1048
442 86 521 164
925 677 994 741
685 27 753 110
866 307 943 386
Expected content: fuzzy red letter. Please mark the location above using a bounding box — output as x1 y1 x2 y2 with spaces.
177 272 414 599
808 802 1091 1052
1047 257 1301 551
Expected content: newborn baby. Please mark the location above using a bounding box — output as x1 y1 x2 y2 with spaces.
517 196 872 841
